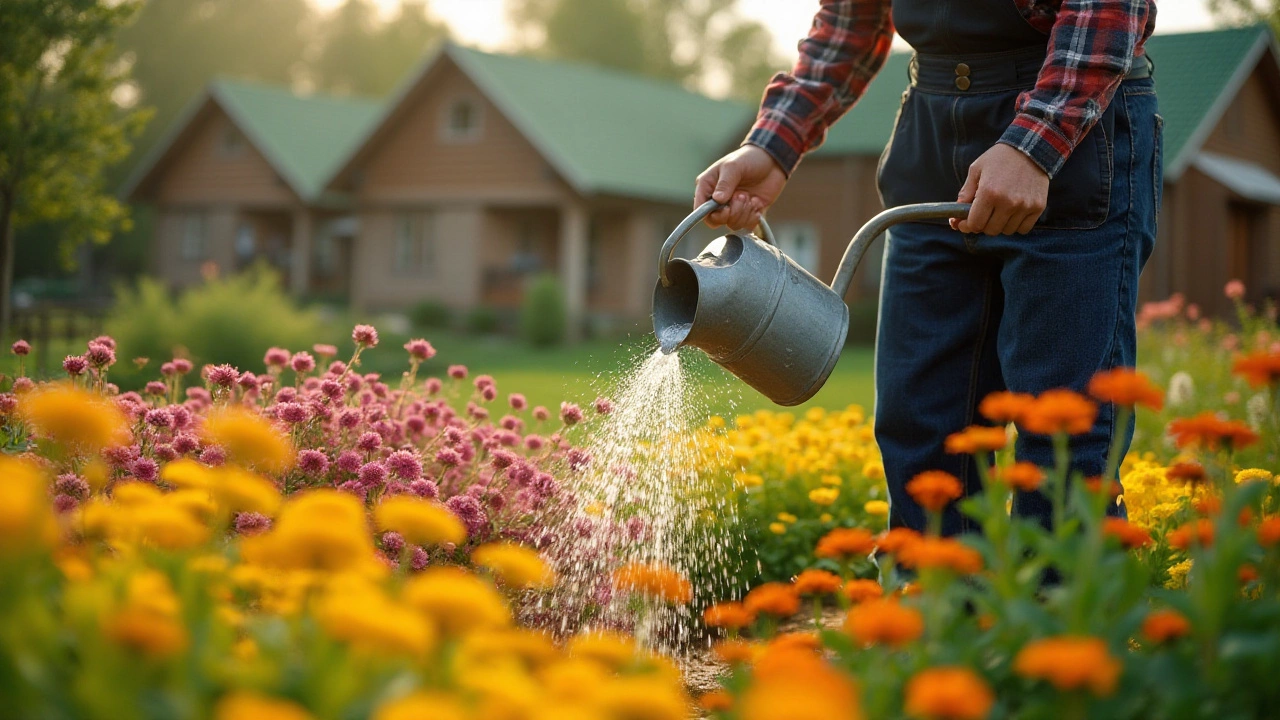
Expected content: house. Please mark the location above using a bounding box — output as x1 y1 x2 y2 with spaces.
126 25 1280 335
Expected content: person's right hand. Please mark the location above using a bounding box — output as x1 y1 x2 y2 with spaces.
694 145 788 230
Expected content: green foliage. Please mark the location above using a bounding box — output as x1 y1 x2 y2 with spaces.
105 266 325 388
846 297 880 347
520 274 567 347
312 0 449 97
409 299 452 330
1208 0 1280 35
463 305 501 336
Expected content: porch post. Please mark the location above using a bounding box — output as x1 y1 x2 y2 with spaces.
559 200 589 342
290 208 313 297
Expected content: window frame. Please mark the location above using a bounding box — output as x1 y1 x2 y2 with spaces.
439 95 484 143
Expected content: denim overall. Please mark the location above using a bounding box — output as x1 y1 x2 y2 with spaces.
873 0 1162 536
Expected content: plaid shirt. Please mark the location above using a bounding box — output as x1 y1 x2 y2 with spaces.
746 0 1156 179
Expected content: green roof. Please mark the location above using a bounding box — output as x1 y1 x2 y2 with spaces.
448 46 755 203
209 79 382 201
814 26 1278 179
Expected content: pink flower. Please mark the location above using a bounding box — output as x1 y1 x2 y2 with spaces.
235 512 271 535
508 393 527 411
130 457 159 482
54 474 90 499
12 377 34 394
1224 391 1241 405
205 364 238 387
0 393 16 414
593 397 614 415
445 494 487 537
352 324 379 348
85 342 116 368
291 352 316 374
276 402 309 424
154 444 178 462
358 462 388 488
63 355 89 376
173 434 198 454
524 434 545 451
404 339 436 361
448 365 468 380
336 450 362 474
490 449 517 469
1225 279 1246 300
1223 334 1240 352
237 372 260 390
53 495 79 514
1186 303 1200 321
424 378 442 395
144 408 174 429
338 409 360 429
435 447 462 466
160 361 177 377
411 546 430 571
474 375 495 391
313 343 338 358
381 531 405 555
409 478 439 499
467 402 489 420
91 335 117 351
386 450 423 480
172 358 194 375
11 340 30 356
560 402 583 426
264 347 291 368
144 381 167 396
567 448 591 471
481 386 497 402
199 446 226 467
356 431 382 453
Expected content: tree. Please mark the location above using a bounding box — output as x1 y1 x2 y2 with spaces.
0 0 150 338
509 0 785 98
1208 0 1280 34
313 0 449 97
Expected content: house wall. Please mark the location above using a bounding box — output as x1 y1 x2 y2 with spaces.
153 207 239 287
351 206 484 311
150 107 298 207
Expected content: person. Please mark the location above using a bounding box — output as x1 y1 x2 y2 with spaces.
694 0 1159 537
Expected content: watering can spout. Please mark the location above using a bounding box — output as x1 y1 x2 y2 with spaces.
653 200 970 405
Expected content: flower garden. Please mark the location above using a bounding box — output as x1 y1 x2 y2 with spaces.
2 282 1279 719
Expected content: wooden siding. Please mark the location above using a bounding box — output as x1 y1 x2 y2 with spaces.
1202 62 1280 175
351 60 574 205
150 106 298 207
351 206 483 311
153 207 239 287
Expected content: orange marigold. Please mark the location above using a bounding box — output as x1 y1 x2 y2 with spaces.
1258 517 1280 546
742 647 862 720
611 562 692 604
993 462 1045 492
1019 390 1097 436
1087 368 1164 410
1167 413 1260 451
1239 564 1259 584
905 471 964 512
1166 461 1207 484
897 537 984 575
1083 476 1124 499
712 638 759 665
767 631 823 654
793 569 842 595
1012 636 1122 696
698 690 734 712
703 601 754 630
842 579 884 604
904 666 995 720
978 391 1034 424
1168 519 1215 551
1101 518 1152 549
743 582 800 618
1141 609 1190 644
815 527 877 559
1232 351 1280 389
944 426 1008 455
844 599 924 647
876 527 923 555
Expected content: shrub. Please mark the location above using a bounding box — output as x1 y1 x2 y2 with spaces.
846 297 879 346
520 273 566 347
409 299 451 330
463 305 501 335
106 266 326 389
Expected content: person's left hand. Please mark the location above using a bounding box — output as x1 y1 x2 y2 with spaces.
950 143 1050 236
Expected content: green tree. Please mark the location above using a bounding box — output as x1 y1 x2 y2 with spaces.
1208 0 1280 34
0 0 150 338
313 0 449 97
509 0 784 98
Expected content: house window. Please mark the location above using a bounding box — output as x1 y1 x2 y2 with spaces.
393 212 437 275
180 213 207 261
441 97 482 142
219 125 246 157
774 222 819 275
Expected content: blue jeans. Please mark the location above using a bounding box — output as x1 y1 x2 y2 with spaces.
873 76 1162 536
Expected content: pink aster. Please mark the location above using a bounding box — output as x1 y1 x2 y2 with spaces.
559 402 583 426
205 364 238 388
593 397 614 415
508 393 527 411
356 431 382 453
386 450 423 480
63 355 89 376
11 340 30 356
276 402 309 424
435 447 462 466
358 462 388 488
424 377 443 395
352 324 379 348
313 343 338 358
172 358 194 375
336 450 362 474
264 347 291 368
532 406 550 422
144 381 167 396
404 339 436 361
448 365 467 380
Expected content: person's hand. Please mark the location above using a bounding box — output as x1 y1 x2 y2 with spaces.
694 145 788 230
950 143 1049 236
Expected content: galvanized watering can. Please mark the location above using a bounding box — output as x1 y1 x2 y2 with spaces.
653 200 971 406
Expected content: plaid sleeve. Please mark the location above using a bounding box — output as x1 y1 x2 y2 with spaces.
744 0 894 176
998 0 1155 178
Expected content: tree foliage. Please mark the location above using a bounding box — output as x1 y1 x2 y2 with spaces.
509 0 786 99
313 0 449 97
1208 0 1280 34
0 0 150 336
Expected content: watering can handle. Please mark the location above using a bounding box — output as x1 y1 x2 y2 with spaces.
658 200 776 287
829 202 971 299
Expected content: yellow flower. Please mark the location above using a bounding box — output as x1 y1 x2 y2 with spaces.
130 502 211 550
103 571 187 658
459 628 558 668
214 692 316 720
373 693 468 720
769 522 787 535
707 415 726 430
374 496 465 546
18 383 128 452
568 631 642 669
809 488 839 506
1165 559 1193 589
210 467 282 517
243 490 373 572
862 460 885 481
160 458 214 490
167 489 218 521
735 472 764 488
819 513 834 523
316 586 435 657
1235 468 1274 485
821 474 843 487
403 567 511 635
0 457 57 556
593 675 689 720
777 512 798 524
472 542 554 590
864 500 890 517
201 406 294 473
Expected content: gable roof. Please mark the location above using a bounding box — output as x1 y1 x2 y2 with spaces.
331 43 756 204
812 25 1280 180
123 78 381 204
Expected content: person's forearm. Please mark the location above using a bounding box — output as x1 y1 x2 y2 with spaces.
744 0 894 177
998 0 1154 178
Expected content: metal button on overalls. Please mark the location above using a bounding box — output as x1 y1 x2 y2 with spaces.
955 62 971 90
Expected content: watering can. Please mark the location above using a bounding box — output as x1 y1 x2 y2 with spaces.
653 200 971 406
